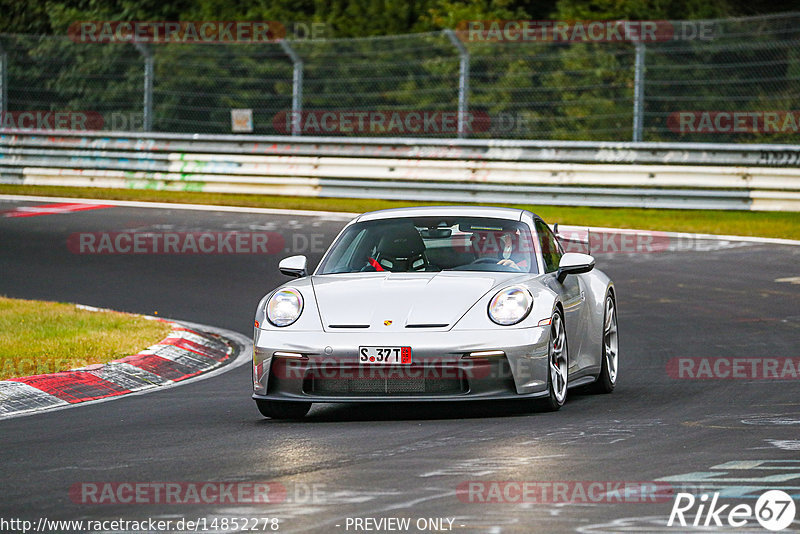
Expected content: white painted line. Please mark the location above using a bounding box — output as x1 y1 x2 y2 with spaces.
556 224 800 246
0 194 356 220
74 303 111 312
1 193 797 245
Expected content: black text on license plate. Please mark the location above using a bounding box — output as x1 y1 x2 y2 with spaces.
359 346 412 365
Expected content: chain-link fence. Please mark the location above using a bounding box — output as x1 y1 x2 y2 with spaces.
1 12 799 142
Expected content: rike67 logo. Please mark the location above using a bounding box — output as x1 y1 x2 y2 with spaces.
668 490 796 531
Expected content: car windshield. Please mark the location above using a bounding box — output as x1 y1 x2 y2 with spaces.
318 216 538 274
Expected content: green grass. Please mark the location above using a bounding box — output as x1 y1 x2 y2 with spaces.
1 184 798 240
0 296 172 380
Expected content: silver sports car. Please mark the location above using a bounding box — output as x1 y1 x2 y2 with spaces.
253 206 618 419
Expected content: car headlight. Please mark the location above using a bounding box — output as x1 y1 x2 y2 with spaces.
488 286 533 325
267 288 304 327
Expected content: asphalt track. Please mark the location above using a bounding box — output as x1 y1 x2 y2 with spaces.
0 197 799 534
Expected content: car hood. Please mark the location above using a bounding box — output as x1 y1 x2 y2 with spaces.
310 271 524 331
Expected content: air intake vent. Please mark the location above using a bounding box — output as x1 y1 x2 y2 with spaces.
328 324 370 329
406 324 449 328
304 373 467 396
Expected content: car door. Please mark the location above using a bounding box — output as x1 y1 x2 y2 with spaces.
535 219 587 374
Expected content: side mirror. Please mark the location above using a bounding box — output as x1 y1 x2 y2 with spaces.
557 253 594 283
279 255 308 278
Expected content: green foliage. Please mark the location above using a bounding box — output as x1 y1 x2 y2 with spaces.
1 1 798 141
552 0 733 20
6 0 788 37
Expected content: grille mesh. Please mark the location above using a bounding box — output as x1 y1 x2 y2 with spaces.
304 367 467 395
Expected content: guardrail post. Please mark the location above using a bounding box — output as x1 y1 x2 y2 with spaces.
0 40 7 118
279 40 304 136
134 43 154 132
444 29 470 138
632 42 645 143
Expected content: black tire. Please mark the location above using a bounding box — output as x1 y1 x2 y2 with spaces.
256 400 311 419
534 309 568 412
591 294 618 394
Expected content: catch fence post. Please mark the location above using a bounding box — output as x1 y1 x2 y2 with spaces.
279 40 304 136
134 43 154 132
444 30 470 138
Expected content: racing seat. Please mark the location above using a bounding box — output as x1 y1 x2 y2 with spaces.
370 224 431 272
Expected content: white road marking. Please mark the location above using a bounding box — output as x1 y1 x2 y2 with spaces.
419 455 565 478
765 440 800 451
0 194 355 220
2 194 800 246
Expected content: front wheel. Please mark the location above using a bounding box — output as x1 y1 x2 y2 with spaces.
534 310 568 412
591 294 618 394
256 400 311 419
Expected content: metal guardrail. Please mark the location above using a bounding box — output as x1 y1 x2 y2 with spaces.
1 130 799 211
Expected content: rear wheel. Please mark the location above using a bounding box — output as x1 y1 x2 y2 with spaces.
591 294 618 394
256 400 311 419
534 310 568 412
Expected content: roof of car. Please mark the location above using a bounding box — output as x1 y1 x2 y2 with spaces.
356 205 534 222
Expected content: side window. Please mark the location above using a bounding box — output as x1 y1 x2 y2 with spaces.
535 220 563 273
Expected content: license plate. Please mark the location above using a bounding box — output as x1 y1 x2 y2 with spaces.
359 346 412 365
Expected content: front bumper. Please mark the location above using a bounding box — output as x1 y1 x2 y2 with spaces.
252 327 550 402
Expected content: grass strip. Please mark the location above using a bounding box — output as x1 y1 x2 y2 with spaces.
0 296 172 380
1 184 798 240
